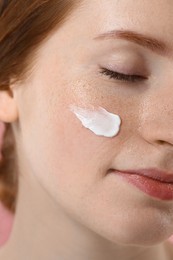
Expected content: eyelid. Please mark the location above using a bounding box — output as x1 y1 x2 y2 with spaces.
99 67 148 83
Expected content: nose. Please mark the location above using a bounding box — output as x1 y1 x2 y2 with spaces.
138 91 173 149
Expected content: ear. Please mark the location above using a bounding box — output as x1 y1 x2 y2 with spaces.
0 88 18 123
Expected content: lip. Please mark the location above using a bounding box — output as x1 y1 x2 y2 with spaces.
109 168 173 200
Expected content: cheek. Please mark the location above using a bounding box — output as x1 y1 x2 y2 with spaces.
18 73 134 213
21 89 114 209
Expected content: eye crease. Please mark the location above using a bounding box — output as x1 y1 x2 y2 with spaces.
99 67 148 83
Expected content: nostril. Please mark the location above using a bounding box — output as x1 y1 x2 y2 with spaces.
158 140 165 145
157 140 173 146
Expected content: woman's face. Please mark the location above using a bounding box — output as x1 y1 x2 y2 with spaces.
13 0 173 245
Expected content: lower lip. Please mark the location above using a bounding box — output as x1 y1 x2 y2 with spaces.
111 170 173 200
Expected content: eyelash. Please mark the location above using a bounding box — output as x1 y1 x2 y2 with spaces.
99 67 148 83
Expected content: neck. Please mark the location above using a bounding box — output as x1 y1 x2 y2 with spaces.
0 173 169 260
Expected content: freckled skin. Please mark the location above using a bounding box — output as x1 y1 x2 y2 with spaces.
1 0 173 259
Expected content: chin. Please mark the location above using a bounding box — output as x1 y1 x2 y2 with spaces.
112 232 171 247
88 213 173 247
103 221 173 247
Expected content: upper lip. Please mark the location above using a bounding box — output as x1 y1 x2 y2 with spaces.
112 168 173 184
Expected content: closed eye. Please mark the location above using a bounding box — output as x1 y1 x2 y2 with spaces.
99 67 148 83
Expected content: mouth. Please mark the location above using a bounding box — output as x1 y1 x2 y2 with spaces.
108 168 173 201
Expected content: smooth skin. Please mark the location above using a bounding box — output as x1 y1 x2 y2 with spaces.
1 0 173 259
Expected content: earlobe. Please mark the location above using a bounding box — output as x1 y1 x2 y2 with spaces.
0 89 18 123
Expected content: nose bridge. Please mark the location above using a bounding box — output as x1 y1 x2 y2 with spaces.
138 91 173 147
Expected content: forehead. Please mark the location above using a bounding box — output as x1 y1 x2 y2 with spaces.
32 0 173 68
71 0 173 44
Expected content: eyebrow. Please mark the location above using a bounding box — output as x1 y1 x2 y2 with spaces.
94 29 171 57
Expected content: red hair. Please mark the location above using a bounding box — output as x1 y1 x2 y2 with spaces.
0 0 81 213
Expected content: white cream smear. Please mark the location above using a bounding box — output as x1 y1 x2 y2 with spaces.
70 105 121 138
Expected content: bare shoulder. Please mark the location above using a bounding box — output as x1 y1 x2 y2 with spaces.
163 240 173 260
